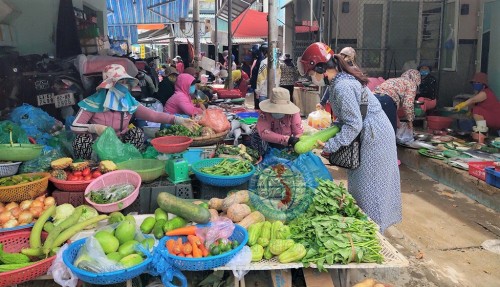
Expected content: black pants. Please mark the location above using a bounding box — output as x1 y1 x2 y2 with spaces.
374 94 397 134
280 85 295 103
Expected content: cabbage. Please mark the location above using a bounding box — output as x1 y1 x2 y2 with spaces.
78 205 99 229
53 204 75 226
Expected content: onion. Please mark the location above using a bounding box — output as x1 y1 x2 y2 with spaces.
0 211 12 224
0 206 4 213
3 219 18 229
44 197 56 207
18 211 34 224
19 200 33 210
35 195 46 203
29 206 43 218
30 200 44 209
0 202 4 208
5 202 18 211
10 207 21 218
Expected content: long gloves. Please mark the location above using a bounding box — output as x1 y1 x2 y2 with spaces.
88 124 108 135
288 136 300 147
454 101 468 111
174 116 200 132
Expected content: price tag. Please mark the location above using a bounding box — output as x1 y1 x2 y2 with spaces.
37 93 54 106
54 93 75 108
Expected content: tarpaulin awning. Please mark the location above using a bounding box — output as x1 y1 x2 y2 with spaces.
232 9 268 38
106 0 190 43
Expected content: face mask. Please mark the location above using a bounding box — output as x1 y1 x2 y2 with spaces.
472 83 483 91
271 113 285 119
420 70 430 77
311 73 326 87
189 85 196 95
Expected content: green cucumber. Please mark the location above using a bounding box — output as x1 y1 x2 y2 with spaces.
152 219 166 239
157 192 211 224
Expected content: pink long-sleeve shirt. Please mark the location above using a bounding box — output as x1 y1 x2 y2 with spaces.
163 73 203 116
71 104 175 135
256 112 303 145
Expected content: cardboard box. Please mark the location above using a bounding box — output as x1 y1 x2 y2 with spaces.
303 268 335 287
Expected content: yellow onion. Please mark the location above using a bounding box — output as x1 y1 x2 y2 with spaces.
19 200 33 210
18 211 34 224
10 207 21 218
5 202 18 211
44 197 56 207
0 206 4 213
0 211 12 224
35 195 46 203
29 206 43 218
30 200 44 210
3 219 18 229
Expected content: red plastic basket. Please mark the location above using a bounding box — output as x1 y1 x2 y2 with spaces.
216 89 242 99
0 231 55 286
49 177 94 192
427 116 453 130
151 136 193 154
468 161 495 181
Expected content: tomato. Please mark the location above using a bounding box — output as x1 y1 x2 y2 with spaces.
73 171 82 177
67 175 77 181
91 170 102 178
75 176 83 181
82 168 91 177
83 175 92 181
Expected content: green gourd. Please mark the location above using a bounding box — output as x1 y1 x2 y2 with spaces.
157 192 211 224
278 243 307 263
294 126 340 154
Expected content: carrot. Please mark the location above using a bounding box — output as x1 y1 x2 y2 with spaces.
198 242 210 257
183 242 193 255
185 254 193 258
165 226 197 236
187 235 201 246
173 238 183 254
186 236 202 258
177 253 185 257
166 239 176 254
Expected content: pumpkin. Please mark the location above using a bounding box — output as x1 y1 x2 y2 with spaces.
226 204 251 222
238 211 265 229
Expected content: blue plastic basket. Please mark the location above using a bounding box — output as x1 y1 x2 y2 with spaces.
63 238 153 285
485 167 500 188
236 112 259 119
191 158 255 187
158 224 248 271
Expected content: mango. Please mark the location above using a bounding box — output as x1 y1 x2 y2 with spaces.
106 252 123 262
118 240 139 257
141 237 155 251
119 253 143 268
125 215 136 224
108 212 125 224
114 221 135 245
94 231 119 254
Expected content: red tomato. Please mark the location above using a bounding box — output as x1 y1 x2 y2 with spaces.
91 170 102 178
82 168 91 177
67 175 77 181
84 175 92 181
75 176 83 181
73 171 82 177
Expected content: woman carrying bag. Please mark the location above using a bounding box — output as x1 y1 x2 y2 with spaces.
297 42 401 232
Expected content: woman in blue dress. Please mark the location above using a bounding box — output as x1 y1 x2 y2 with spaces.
297 43 402 232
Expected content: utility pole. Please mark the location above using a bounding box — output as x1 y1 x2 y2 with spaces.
214 1 218 63
193 0 200 68
227 0 233 88
267 0 277 98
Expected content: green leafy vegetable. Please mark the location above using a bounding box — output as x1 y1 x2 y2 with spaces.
200 159 252 176
88 184 135 204
156 124 202 137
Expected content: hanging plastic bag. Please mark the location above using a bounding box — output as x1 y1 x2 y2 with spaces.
198 108 230 133
0 120 29 144
47 244 79 287
444 25 455 50
307 109 332 129
396 122 414 144
19 147 65 173
225 246 252 280
93 127 142 163
195 218 235 247
10 104 56 133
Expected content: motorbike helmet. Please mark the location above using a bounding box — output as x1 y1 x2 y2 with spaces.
297 42 334 76
251 44 260 57
260 42 269 55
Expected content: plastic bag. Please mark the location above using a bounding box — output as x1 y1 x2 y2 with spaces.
307 109 332 129
482 240 500 255
0 120 29 144
226 246 252 280
294 152 332 183
93 127 142 163
10 104 55 132
47 244 79 287
396 122 414 144
19 147 65 173
195 218 235 247
142 145 159 159
48 131 75 157
74 236 122 273
198 109 230 133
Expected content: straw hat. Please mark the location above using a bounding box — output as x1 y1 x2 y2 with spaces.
259 87 300 114
470 72 488 85
97 64 138 90
340 47 356 58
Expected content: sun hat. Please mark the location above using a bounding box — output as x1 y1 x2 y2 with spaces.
339 47 356 58
470 72 488 85
165 66 179 76
97 64 139 90
259 87 300 115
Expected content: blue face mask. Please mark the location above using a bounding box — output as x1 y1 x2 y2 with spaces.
271 113 285 119
420 70 430 77
472 83 483 91
189 85 196 95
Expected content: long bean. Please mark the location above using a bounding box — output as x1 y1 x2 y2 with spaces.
200 159 252 176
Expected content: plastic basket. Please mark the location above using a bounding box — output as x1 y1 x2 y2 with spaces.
151 136 193 154
158 224 248 271
0 172 50 202
485 167 500 188
117 159 165 182
191 158 255 187
0 144 43 162
84 170 141 213
427 116 454 130
216 89 242 99
0 162 21 177
0 231 55 286
468 161 495 181
49 177 94 192
63 237 153 285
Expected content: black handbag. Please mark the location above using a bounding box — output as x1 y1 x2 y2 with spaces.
328 88 368 169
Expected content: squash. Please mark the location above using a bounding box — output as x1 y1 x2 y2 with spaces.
238 211 265 229
222 190 250 211
278 243 306 263
227 204 251 222
157 192 211 224
247 222 264 246
294 125 340 154
208 198 224 211
208 209 219 222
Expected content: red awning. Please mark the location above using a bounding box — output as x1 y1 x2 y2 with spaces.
295 25 319 33
232 9 268 38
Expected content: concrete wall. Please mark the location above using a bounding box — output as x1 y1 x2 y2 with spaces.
8 0 107 56
483 0 500 97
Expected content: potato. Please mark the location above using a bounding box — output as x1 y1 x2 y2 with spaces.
353 278 376 287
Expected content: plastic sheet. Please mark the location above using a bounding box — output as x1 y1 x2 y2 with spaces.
19 148 65 173
93 127 142 163
10 104 55 133
225 246 252 280
396 122 414 144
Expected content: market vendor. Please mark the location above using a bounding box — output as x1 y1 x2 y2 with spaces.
250 87 303 156
164 73 205 116
224 69 250 97
416 63 438 112
156 66 179 104
71 64 198 160
454 72 500 131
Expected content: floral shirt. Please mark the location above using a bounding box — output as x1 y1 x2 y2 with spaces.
373 69 421 122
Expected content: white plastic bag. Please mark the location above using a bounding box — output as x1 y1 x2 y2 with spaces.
396 122 414 144
307 109 332 129
47 244 79 287
225 246 252 280
482 240 500 255
74 236 122 273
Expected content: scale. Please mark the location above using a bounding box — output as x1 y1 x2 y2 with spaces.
151 136 193 184
164 152 190 184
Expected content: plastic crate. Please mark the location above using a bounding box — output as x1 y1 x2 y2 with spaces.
52 190 86 207
485 167 500 188
193 179 248 200
468 161 495 181
199 145 216 159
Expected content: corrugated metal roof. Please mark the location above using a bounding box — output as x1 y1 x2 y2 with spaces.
217 0 258 21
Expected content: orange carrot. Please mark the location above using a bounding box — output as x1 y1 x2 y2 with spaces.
192 245 202 258
183 242 193 255
173 238 183 254
177 253 185 257
166 239 176 254
187 235 201 246
185 254 193 258
165 226 197 236
198 242 210 257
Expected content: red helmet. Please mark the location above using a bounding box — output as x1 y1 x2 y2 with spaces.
297 42 335 76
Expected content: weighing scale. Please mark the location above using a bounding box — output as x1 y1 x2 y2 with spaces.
164 152 190 184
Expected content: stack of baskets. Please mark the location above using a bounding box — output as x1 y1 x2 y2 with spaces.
0 162 22 177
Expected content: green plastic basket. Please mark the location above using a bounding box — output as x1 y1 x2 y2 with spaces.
117 159 165 182
0 144 43 161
